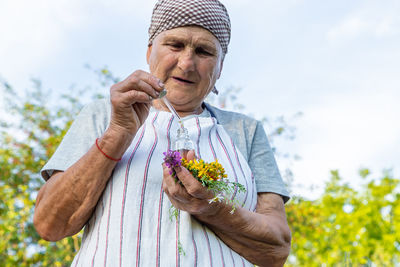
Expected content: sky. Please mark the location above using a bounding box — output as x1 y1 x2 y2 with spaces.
1 0 399 198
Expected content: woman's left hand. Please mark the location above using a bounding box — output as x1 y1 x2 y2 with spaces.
162 150 222 216
162 151 291 267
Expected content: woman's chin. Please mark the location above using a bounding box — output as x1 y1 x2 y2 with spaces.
167 94 194 107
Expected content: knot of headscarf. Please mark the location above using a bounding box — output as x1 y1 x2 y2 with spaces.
148 0 231 55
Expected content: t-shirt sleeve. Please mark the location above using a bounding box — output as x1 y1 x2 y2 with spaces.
40 99 110 180
249 121 290 203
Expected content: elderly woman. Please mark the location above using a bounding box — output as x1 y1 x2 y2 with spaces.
33 0 291 266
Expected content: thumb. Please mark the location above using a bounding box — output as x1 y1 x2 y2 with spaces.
186 150 197 161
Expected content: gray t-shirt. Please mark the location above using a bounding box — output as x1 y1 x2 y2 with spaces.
41 99 290 203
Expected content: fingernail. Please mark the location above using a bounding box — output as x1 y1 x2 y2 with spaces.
158 80 165 87
149 95 153 101
174 166 182 173
155 91 160 97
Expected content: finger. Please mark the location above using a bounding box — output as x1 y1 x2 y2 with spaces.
134 70 165 92
174 166 213 199
122 90 154 104
162 164 192 203
134 103 151 125
121 78 159 99
132 102 150 114
114 71 161 99
128 70 164 96
163 193 183 211
186 150 197 161
136 79 160 99
163 186 191 204
162 163 183 189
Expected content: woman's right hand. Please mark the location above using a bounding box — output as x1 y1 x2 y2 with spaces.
109 70 164 137
34 70 165 242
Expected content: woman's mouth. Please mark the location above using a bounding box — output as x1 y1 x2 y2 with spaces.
172 76 195 84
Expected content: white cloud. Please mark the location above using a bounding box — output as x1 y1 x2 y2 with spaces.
327 0 400 42
0 0 155 85
327 17 366 41
0 0 89 80
283 89 400 198
224 0 303 8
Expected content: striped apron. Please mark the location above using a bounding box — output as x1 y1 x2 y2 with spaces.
71 110 257 267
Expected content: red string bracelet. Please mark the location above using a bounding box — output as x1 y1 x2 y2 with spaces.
95 138 122 162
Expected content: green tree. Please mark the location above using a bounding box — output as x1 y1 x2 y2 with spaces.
0 67 115 266
286 169 400 266
0 80 87 266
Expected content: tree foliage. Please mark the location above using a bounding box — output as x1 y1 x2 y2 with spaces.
0 81 83 266
286 169 400 266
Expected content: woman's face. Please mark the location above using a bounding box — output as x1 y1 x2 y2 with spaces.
147 26 223 114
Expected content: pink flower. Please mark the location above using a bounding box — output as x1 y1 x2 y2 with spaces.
163 150 182 174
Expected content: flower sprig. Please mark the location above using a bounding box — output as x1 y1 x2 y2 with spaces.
163 149 246 256
162 149 246 217
163 150 182 172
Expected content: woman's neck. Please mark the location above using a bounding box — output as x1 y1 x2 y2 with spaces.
152 99 203 118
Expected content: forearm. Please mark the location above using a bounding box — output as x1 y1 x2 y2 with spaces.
34 129 133 241
195 195 291 266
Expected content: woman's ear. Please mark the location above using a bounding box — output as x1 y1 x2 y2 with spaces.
146 45 153 65
217 59 224 79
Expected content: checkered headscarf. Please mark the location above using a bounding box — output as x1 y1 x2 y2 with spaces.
148 0 231 55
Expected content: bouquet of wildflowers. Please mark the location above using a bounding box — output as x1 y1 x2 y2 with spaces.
163 149 246 255
163 149 246 218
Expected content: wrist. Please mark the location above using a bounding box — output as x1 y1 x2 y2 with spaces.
196 201 234 223
107 120 137 139
196 203 251 234
95 138 122 161
98 127 135 160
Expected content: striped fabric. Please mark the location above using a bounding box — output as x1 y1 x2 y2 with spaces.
148 0 231 54
71 110 256 267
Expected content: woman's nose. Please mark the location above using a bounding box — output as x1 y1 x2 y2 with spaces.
177 49 196 73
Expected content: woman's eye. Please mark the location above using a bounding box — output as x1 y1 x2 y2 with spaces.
167 43 183 49
196 48 212 56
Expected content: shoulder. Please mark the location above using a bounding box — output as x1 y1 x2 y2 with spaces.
81 98 110 115
204 102 263 160
70 98 111 135
78 98 111 121
203 102 259 128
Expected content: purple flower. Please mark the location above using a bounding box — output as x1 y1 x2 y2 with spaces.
163 150 182 173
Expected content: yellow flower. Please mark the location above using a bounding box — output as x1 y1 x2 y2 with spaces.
181 156 227 184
